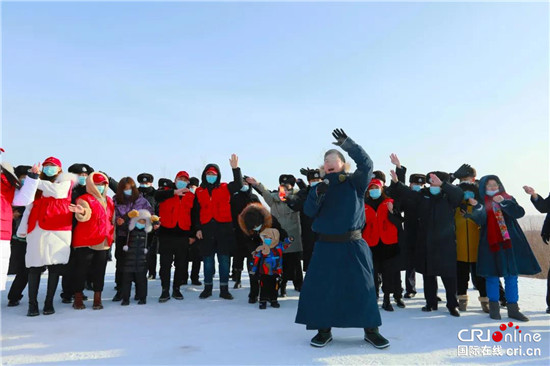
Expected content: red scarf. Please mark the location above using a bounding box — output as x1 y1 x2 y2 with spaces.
485 193 512 253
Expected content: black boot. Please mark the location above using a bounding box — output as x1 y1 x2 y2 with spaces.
310 328 332 348
394 296 406 308
220 285 234 300
172 287 184 300
259 301 267 310
422 304 438 312
191 279 202 286
27 270 40 317
43 271 59 315
248 295 258 304
199 284 213 299
270 300 280 308
233 270 242 289
279 281 287 298
381 294 394 312
159 288 170 303
364 328 390 349
448 307 461 317
112 291 122 302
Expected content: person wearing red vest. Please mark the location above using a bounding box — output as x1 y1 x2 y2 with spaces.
0 155 39 293
68 172 114 311
155 171 195 302
195 154 242 300
16 157 75 317
362 178 405 312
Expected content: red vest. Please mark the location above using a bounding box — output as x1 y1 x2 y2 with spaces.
196 184 232 225
1 174 16 240
28 182 73 234
72 194 115 248
158 192 195 230
362 199 398 247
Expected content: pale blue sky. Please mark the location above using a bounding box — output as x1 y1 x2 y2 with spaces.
1 1 548 214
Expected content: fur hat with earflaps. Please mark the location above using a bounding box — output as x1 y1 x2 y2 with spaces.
257 228 280 255
238 203 272 236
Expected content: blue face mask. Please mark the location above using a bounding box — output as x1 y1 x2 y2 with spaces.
206 175 217 184
486 189 499 197
429 186 441 195
263 238 272 246
310 181 320 187
135 222 145 230
78 176 87 186
124 189 132 196
176 180 188 189
240 185 249 192
368 188 382 199
189 187 196 194
253 224 262 232
20 178 26 186
43 166 58 177
411 185 422 192
139 184 148 188
464 191 475 200
96 185 105 194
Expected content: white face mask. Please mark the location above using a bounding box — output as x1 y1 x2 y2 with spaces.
253 224 262 232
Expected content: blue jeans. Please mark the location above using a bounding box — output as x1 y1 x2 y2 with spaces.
486 276 518 303
203 254 230 286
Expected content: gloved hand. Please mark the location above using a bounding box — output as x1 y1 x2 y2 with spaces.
300 167 310 177
453 164 473 179
331 128 348 146
296 178 307 190
316 181 329 195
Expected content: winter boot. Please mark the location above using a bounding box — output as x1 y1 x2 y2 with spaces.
458 295 468 312
479 296 490 313
248 295 257 304
404 292 416 299
233 270 242 289
381 294 394 312
137 299 146 305
159 288 171 302
199 284 213 299
421 304 438 312
27 301 40 317
27 269 40 316
43 300 55 315
93 291 103 310
310 328 332 348
364 328 390 349
112 291 122 302
507 303 529 322
220 285 234 300
448 307 460 317
73 292 86 310
394 296 406 309
259 301 267 310
270 300 280 308
121 300 130 306
279 281 287 298
489 301 501 320
172 287 184 300
8 299 20 307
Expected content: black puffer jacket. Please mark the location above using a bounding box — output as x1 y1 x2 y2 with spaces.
120 229 148 273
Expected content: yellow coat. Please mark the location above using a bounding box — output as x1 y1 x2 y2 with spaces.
455 203 481 263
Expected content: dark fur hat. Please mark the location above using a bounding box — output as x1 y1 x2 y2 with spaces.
427 171 450 184
279 174 296 187
238 203 272 237
158 178 174 189
137 173 154 184
409 173 426 185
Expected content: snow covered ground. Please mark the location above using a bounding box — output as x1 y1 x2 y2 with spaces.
1 262 549 365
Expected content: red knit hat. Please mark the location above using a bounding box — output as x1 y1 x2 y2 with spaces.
92 173 108 185
43 156 62 168
205 167 218 175
175 171 189 180
368 178 384 189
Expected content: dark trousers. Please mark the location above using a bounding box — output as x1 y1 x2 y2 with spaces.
373 260 403 298
423 274 458 309
405 267 416 294
456 261 487 297
547 266 550 308
159 236 188 290
61 248 77 299
27 265 64 304
282 252 303 290
259 274 278 302
121 271 147 302
73 247 108 293
183 258 201 283
114 235 126 288
146 236 158 278
7 242 28 301
246 255 260 300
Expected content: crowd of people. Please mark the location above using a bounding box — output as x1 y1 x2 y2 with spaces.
1 128 548 349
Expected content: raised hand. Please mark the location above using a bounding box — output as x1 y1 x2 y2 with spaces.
229 154 239 169
429 173 442 186
31 163 42 175
523 186 536 197
316 180 329 195
68 204 85 214
245 177 258 186
331 128 348 146
390 170 398 183
300 167 310 176
453 164 472 179
389 153 401 168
